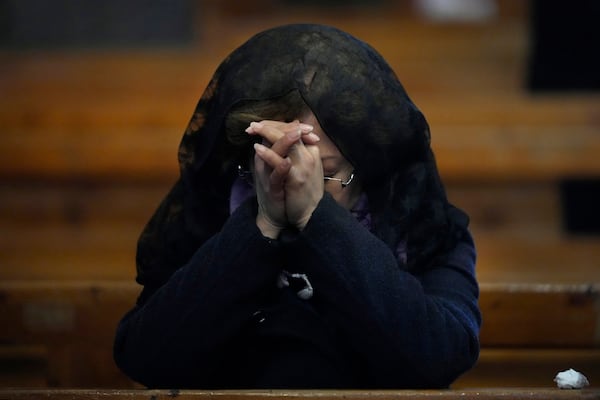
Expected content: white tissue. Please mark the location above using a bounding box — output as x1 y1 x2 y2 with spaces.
554 368 590 389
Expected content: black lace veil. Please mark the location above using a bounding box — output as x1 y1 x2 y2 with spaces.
136 24 469 287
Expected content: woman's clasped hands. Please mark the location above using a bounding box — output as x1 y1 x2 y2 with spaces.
246 119 323 238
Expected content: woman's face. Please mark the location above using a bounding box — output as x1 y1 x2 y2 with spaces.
301 113 362 210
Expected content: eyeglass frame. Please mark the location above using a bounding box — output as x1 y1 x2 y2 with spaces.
323 172 355 188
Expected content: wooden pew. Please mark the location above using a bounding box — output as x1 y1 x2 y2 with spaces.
0 3 598 183
0 281 598 388
2 182 599 284
1 388 600 400
2 96 598 182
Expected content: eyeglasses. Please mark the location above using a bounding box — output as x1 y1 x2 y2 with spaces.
238 165 355 189
323 172 355 188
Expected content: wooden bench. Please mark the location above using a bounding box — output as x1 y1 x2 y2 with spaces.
0 281 598 388
1 3 598 183
1 388 600 400
2 182 599 285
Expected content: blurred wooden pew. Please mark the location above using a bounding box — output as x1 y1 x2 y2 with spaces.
0 281 598 387
1 388 600 400
1 0 599 390
2 182 599 284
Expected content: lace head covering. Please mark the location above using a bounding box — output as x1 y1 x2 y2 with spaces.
136 24 469 287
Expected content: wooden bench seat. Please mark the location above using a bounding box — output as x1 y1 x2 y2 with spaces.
2 182 599 284
0 281 598 387
2 217 599 283
1 388 600 400
1 280 598 347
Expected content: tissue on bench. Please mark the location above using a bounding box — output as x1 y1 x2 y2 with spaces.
554 368 590 389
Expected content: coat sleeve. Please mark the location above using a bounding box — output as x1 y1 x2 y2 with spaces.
282 193 481 388
113 198 281 388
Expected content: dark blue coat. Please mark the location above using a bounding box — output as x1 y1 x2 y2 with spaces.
114 193 481 389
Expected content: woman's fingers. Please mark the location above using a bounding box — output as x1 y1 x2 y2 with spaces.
271 157 292 187
250 119 324 232
302 132 321 145
254 142 287 171
246 120 313 136
270 127 303 157
247 120 320 156
253 149 287 238
285 144 324 230
254 144 292 184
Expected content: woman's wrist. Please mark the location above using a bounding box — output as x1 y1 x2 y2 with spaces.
292 211 314 231
256 214 283 239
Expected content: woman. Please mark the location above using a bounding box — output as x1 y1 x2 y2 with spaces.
114 23 481 389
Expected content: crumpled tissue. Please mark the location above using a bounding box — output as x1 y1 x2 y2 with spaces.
554 368 590 389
